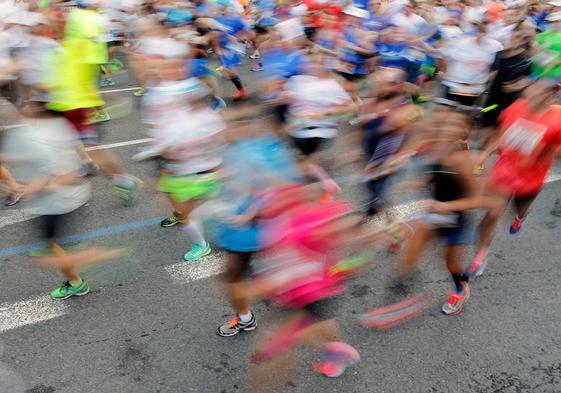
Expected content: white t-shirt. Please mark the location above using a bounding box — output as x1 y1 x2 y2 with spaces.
138 36 189 58
391 12 427 36
440 35 503 94
3 118 91 215
286 75 351 139
161 108 225 175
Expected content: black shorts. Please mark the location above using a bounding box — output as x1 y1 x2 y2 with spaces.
291 136 329 156
304 26 317 40
254 25 269 35
273 103 289 124
42 214 67 240
337 71 365 82
442 86 479 107
223 251 254 283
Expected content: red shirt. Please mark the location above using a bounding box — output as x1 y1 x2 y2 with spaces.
490 99 561 196
302 0 343 29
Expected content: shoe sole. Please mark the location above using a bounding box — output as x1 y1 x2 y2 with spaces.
161 222 180 228
52 287 90 301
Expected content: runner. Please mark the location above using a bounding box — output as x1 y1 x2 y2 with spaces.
470 79 561 277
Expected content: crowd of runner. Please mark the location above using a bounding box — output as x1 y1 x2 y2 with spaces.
1 0 561 389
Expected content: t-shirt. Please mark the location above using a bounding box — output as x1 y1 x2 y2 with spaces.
262 47 309 80
2 117 91 215
533 30 561 79
440 35 503 94
390 12 428 36
285 75 351 138
491 99 561 195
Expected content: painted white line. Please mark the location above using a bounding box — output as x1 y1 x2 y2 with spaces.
546 170 561 183
0 296 68 333
164 253 225 282
99 86 140 94
85 138 154 151
0 209 35 230
0 124 24 130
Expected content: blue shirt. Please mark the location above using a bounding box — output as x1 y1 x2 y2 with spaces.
262 48 310 80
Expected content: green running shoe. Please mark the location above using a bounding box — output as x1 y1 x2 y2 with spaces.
184 243 211 262
50 280 90 300
113 176 143 207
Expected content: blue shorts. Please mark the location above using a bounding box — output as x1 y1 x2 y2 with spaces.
221 50 240 69
189 58 212 78
438 226 472 246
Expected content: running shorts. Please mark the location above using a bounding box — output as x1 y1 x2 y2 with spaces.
291 136 329 156
158 173 220 202
63 108 98 145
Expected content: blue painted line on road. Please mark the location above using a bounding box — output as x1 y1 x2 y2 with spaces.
0 216 166 258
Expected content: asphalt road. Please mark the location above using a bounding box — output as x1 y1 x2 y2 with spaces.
1 59 561 393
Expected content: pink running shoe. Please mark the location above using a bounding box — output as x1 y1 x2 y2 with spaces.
314 342 360 378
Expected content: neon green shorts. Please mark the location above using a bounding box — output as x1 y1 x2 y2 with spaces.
159 173 220 202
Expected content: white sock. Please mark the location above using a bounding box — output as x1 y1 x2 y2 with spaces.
182 222 207 248
238 312 252 323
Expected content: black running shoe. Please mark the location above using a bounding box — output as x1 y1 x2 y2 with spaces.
161 215 180 228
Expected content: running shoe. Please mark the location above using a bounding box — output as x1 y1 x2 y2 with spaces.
100 78 115 87
113 176 143 207
133 87 144 97
509 216 525 234
233 89 248 101
313 342 360 378
360 292 435 329
217 313 257 337
467 248 488 278
161 215 181 228
183 243 211 261
251 64 263 72
249 50 261 59
49 280 90 300
442 282 470 315
4 190 23 206
211 96 227 111
76 161 100 177
132 146 163 161
90 109 111 123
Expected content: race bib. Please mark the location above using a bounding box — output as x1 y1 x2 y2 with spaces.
501 118 546 157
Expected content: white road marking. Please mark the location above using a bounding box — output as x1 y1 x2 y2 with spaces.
164 253 225 282
0 209 35 230
99 86 140 94
0 296 68 333
85 138 154 151
546 170 561 183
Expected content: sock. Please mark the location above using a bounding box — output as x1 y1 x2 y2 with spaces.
112 174 135 189
69 278 83 287
238 312 252 323
451 273 468 294
182 222 207 248
230 76 243 91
